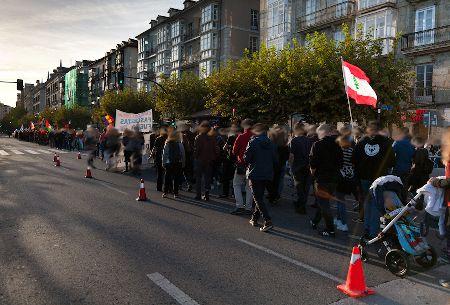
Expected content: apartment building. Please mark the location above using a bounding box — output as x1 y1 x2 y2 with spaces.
64 61 92 109
88 57 106 106
22 83 35 114
45 62 71 109
0 103 12 120
136 0 261 91
260 0 450 128
104 39 138 91
32 80 46 114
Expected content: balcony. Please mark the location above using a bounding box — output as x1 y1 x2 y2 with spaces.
181 54 201 68
182 30 201 42
298 1 356 32
413 86 433 105
358 0 396 14
401 25 450 55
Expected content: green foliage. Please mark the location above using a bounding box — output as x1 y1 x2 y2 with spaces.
154 72 209 119
206 24 414 125
53 105 91 129
94 88 157 123
0 106 27 134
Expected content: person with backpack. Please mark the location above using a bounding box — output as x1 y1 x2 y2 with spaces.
162 128 185 199
409 137 434 193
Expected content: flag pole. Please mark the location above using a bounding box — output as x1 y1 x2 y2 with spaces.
340 57 354 127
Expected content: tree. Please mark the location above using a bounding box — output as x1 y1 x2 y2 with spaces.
154 72 209 119
53 106 91 129
0 106 27 134
94 88 157 124
206 24 414 125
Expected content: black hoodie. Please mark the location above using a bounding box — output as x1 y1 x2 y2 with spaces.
352 135 395 181
309 136 343 184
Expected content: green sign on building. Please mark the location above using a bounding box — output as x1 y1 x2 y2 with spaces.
64 68 89 108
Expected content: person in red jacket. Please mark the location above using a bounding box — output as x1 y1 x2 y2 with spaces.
230 119 254 215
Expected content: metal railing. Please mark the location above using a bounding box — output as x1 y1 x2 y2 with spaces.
182 30 201 42
358 0 396 11
298 1 356 31
181 54 201 67
401 25 450 51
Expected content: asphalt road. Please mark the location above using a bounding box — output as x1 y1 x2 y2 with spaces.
0 136 448 305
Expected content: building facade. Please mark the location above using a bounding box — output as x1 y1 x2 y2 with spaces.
64 61 91 109
20 83 35 114
88 57 106 106
104 39 138 92
136 0 261 91
0 103 12 120
260 0 450 130
45 63 71 109
32 80 46 114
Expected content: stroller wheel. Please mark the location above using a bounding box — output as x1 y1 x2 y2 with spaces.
385 250 409 277
415 246 437 269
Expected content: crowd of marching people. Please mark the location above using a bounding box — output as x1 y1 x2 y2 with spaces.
13 118 450 270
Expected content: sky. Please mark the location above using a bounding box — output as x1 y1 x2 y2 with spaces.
0 0 181 107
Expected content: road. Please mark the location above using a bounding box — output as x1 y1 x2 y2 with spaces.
0 136 448 305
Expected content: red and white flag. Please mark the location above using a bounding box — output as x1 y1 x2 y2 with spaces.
342 61 377 108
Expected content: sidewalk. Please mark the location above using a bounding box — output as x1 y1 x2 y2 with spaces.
330 264 450 305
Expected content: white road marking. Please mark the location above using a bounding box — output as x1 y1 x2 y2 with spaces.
37 149 52 154
24 149 40 155
147 273 200 305
48 149 67 154
98 182 128 195
10 150 24 155
237 238 344 283
0 150 9 155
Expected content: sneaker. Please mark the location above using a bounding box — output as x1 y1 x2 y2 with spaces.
439 279 450 288
249 219 258 227
260 221 274 232
310 220 317 230
162 193 167 198
230 208 246 215
337 223 349 232
319 230 335 237
203 192 210 201
352 218 364 224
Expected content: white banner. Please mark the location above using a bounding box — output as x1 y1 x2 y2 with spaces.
115 110 153 133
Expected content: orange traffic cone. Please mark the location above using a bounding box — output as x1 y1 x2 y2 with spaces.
85 167 93 179
77 152 82 160
337 246 375 298
54 155 61 167
53 152 58 163
136 179 148 201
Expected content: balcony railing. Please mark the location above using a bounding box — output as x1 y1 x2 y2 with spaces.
298 1 356 32
181 54 201 67
358 0 396 11
414 86 433 104
182 30 201 42
401 25 450 53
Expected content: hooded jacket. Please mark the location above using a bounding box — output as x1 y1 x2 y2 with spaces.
309 135 343 184
243 133 278 181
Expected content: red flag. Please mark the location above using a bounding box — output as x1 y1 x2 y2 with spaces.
342 61 378 108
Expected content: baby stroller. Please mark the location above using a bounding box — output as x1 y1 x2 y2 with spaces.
359 176 437 277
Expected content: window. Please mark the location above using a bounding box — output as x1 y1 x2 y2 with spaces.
249 36 259 53
305 0 316 25
266 0 292 49
201 4 219 24
356 9 396 54
416 64 433 97
333 29 345 44
415 6 435 46
359 0 390 10
200 60 216 78
200 32 217 51
251 9 259 30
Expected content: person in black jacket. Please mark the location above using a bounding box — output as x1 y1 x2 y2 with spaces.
151 126 168 192
268 125 290 205
352 121 395 235
309 124 343 237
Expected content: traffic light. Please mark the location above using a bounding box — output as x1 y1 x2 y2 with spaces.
17 79 23 91
118 71 124 89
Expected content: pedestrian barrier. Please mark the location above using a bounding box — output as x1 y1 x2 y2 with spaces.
136 179 148 201
337 246 375 298
54 155 61 167
85 167 93 179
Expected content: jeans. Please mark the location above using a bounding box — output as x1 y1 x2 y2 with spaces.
249 180 271 222
233 171 253 210
293 167 312 209
364 197 382 238
195 161 212 196
164 163 182 195
312 182 336 232
335 192 347 225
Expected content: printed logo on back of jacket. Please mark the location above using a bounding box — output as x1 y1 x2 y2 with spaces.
364 144 380 157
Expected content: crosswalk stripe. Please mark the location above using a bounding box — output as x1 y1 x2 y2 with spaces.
10 150 24 155
37 149 52 154
48 149 67 154
24 149 40 155
0 150 10 156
